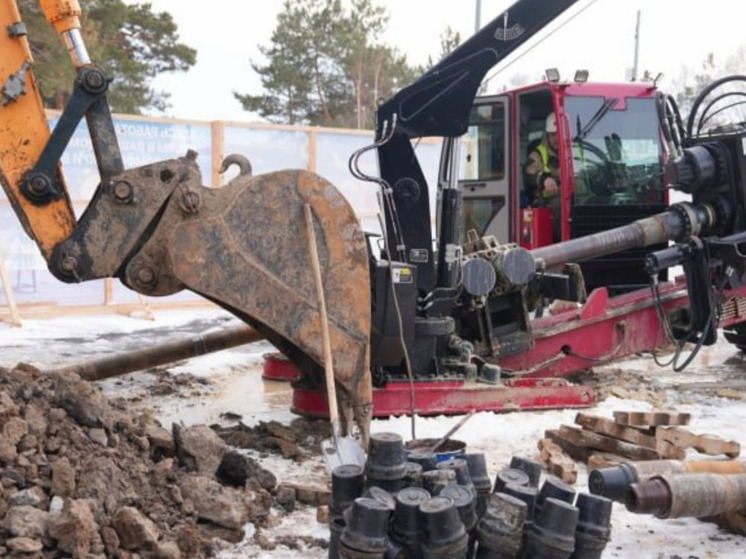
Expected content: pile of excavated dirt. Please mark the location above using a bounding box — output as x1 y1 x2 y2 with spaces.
0 363 295 559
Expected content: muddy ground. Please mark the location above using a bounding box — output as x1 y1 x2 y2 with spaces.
2 310 746 558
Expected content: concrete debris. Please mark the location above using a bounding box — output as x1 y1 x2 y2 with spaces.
275 484 297 513
173 424 227 475
7 536 44 552
48 498 98 558
179 475 250 530
3 505 50 540
112 506 161 550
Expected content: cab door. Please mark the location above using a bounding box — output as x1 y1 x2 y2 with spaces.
438 96 511 244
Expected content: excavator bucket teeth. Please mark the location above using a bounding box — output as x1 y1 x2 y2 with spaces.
123 167 373 438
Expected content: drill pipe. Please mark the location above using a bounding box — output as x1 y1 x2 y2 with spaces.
51 324 264 381
626 472 746 519
530 207 699 270
589 459 746 502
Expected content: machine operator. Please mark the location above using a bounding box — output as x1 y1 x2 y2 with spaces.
524 112 561 241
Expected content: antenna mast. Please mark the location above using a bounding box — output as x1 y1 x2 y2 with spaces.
631 9 641 81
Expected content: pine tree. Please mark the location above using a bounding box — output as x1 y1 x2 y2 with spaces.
19 0 196 114
235 0 419 128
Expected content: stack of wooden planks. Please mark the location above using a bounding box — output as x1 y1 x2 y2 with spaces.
537 410 741 483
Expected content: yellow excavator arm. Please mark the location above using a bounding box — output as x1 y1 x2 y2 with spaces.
0 0 77 258
0 0 373 441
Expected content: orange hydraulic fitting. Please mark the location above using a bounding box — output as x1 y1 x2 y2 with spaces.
40 0 90 66
39 0 80 33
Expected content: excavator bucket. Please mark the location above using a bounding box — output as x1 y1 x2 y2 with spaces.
1 1 373 438
103 161 374 441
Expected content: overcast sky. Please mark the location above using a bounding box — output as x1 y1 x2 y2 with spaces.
130 0 746 122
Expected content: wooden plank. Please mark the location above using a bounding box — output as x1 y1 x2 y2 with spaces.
557 425 661 461
655 426 741 458
0 238 21 327
543 436 626 472
545 429 595 463
538 438 577 484
613 411 691 427
211 121 225 188
308 128 317 173
104 278 114 305
117 294 155 321
575 413 685 459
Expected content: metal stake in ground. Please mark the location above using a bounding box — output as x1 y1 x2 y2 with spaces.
430 410 476 453
304 204 366 469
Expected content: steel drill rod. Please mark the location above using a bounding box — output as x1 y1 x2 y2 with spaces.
590 459 746 502
52 324 264 381
626 472 746 519
530 210 686 270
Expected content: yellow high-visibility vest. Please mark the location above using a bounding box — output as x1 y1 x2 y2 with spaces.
536 142 557 198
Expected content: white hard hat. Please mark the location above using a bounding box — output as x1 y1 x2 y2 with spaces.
545 113 557 133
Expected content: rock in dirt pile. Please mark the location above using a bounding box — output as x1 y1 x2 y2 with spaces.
0 363 288 558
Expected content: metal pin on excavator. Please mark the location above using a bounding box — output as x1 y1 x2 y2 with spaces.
5 0 746 453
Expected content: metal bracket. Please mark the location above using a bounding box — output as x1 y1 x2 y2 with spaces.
20 66 123 205
1 60 31 106
6 22 27 37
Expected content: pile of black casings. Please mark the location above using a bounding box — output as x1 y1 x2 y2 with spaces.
328 432 613 559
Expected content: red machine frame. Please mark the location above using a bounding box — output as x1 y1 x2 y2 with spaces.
283 276 746 418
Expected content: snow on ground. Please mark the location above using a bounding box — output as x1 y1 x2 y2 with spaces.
2 308 746 557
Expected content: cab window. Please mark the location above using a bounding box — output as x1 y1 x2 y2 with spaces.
460 102 506 181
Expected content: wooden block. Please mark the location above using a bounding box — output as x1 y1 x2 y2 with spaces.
557 425 661 461
280 482 331 506
538 437 572 463
586 453 626 472
655 427 741 458
316 505 330 524
538 438 577 484
613 411 691 427
544 429 595 463
548 462 577 485
575 413 685 460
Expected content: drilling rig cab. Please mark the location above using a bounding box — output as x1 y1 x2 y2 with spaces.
440 76 669 295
